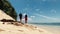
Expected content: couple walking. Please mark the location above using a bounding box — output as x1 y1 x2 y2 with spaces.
19 13 28 24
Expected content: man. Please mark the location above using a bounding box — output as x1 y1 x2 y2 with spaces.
25 14 28 24
19 13 22 23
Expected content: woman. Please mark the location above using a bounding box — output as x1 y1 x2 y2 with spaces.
25 14 28 24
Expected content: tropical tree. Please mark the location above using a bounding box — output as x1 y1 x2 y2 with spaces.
0 0 17 20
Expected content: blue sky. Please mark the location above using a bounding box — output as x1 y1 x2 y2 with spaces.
8 0 60 23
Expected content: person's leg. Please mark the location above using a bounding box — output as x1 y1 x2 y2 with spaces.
25 20 27 24
20 19 22 23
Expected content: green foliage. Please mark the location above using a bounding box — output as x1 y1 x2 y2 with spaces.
0 0 17 20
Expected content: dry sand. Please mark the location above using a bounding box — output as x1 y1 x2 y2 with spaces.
39 25 60 34
0 22 54 34
0 10 15 20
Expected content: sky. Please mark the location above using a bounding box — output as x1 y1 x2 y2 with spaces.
8 0 60 23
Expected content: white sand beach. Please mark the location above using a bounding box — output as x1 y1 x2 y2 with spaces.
38 25 60 34
0 22 54 34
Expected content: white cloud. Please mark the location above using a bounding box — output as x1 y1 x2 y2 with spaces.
51 9 56 13
36 14 60 20
31 16 35 18
35 9 40 11
35 9 43 14
36 14 60 22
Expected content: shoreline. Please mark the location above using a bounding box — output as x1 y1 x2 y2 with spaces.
30 24 60 34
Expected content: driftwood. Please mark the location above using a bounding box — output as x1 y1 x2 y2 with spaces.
0 19 16 22
0 19 24 26
0 19 17 24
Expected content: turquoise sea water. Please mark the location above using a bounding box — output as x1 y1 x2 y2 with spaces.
29 23 60 26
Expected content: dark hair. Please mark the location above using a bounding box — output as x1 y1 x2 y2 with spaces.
25 15 27 17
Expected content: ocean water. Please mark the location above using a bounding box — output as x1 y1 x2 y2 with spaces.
29 23 60 26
